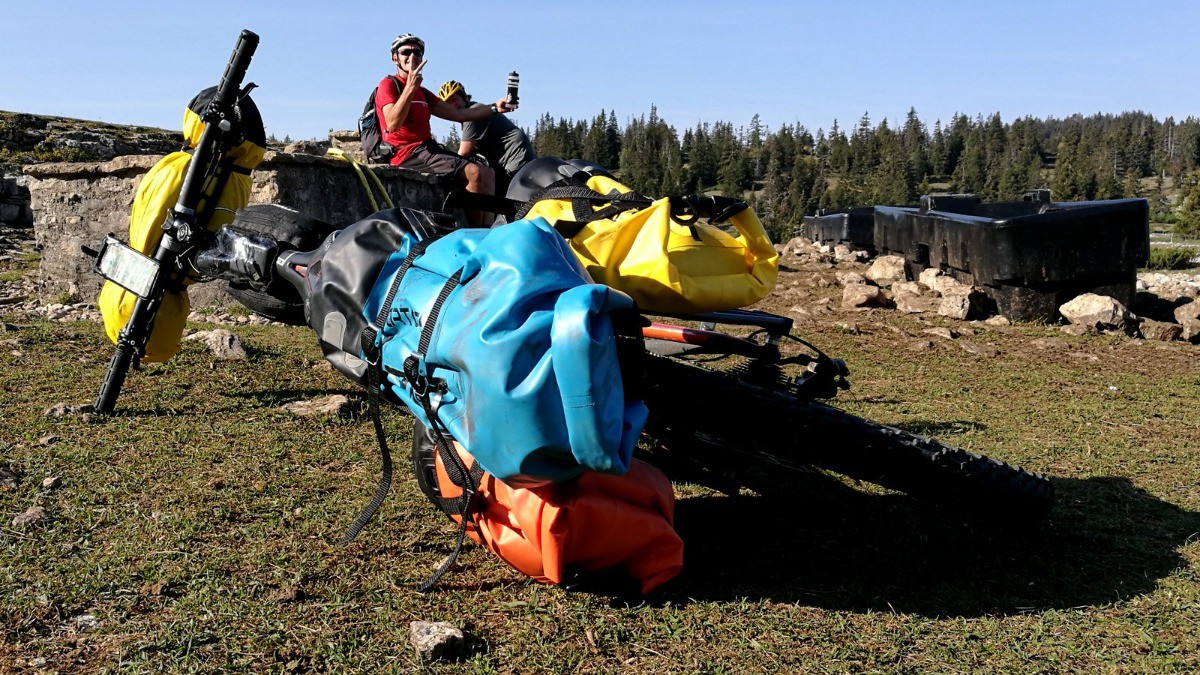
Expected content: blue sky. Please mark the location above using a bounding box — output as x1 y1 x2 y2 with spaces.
3 1 1198 142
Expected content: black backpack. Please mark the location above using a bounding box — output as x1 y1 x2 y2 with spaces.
358 76 401 163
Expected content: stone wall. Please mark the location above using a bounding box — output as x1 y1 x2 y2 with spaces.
25 151 448 308
1 172 33 228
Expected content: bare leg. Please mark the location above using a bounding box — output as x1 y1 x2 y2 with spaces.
462 163 496 226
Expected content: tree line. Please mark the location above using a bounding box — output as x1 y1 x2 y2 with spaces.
523 108 1200 241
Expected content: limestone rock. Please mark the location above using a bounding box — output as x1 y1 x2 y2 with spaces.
782 236 813 257
1059 293 1129 331
866 255 907 286
1175 300 1200 343
835 270 868 287
933 275 970 297
282 394 358 418
922 327 958 340
1138 319 1182 342
910 339 935 352
282 140 329 155
959 341 1000 358
918 267 943 292
44 403 94 418
184 329 247 360
892 282 937 314
833 244 869 263
12 505 50 529
842 283 886 309
937 288 986 321
410 620 466 663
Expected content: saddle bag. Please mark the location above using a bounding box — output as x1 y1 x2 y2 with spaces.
413 422 684 595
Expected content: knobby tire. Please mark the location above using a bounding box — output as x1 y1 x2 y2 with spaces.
637 354 1054 523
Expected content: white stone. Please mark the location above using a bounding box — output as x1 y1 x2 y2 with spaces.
866 255 908 286
1059 293 1129 330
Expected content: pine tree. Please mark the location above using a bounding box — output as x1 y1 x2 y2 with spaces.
929 120 947 177
901 107 930 198
1173 169 1200 237
605 110 622 170
582 110 610 166
443 126 460 152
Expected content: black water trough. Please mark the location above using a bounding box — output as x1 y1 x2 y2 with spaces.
872 191 1149 321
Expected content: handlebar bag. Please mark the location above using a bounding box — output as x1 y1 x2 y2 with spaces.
513 158 779 314
366 215 647 485
99 88 265 362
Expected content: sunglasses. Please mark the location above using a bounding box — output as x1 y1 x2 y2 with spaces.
397 48 423 57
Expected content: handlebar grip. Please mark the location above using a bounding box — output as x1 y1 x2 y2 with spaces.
213 30 259 107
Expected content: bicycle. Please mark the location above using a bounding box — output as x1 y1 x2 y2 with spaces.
84 27 1051 532
185 203 1054 526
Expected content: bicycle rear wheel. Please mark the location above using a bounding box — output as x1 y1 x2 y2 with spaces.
637 354 1054 523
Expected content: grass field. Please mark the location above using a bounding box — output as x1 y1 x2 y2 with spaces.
2 304 1198 672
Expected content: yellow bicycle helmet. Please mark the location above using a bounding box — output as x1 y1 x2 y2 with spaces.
438 80 465 102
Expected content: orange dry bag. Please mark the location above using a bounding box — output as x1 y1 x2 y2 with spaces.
413 423 683 594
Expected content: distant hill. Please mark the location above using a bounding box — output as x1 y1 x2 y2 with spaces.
0 110 183 168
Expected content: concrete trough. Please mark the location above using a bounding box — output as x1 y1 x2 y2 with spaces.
873 191 1150 322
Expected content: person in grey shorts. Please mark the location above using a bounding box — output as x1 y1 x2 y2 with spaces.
438 80 537 197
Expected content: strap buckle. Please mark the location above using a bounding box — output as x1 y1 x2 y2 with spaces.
403 353 439 397
360 326 381 367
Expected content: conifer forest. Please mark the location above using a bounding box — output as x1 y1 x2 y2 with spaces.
522 108 1200 242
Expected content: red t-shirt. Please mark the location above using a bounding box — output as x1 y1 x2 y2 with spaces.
374 75 435 165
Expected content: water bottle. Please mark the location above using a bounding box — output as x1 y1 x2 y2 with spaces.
506 71 519 106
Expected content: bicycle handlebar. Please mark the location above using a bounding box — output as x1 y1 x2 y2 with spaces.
94 30 260 414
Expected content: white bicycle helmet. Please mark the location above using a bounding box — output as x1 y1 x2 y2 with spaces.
390 33 425 55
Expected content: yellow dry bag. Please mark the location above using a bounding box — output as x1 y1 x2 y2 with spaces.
521 173 778 314
98 87 265 362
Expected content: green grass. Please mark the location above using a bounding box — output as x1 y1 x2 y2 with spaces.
1 312 1198 672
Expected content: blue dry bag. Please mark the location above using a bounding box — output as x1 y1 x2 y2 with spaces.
363 217 648 486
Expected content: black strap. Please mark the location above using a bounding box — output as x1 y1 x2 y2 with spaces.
395 269 483 592
416 411 483 593
513 183 651 221
360 236 441 359
339 235 441 545
551 220 588 239
382 75 403 100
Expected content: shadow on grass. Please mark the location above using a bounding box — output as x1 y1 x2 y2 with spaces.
82 387 367 418
891 419 987 437
223 388 366 403
667 474 1200 617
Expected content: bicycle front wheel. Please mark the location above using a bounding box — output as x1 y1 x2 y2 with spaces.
638 354 1054 523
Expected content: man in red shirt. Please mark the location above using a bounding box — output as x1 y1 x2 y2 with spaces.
376 34 516 223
